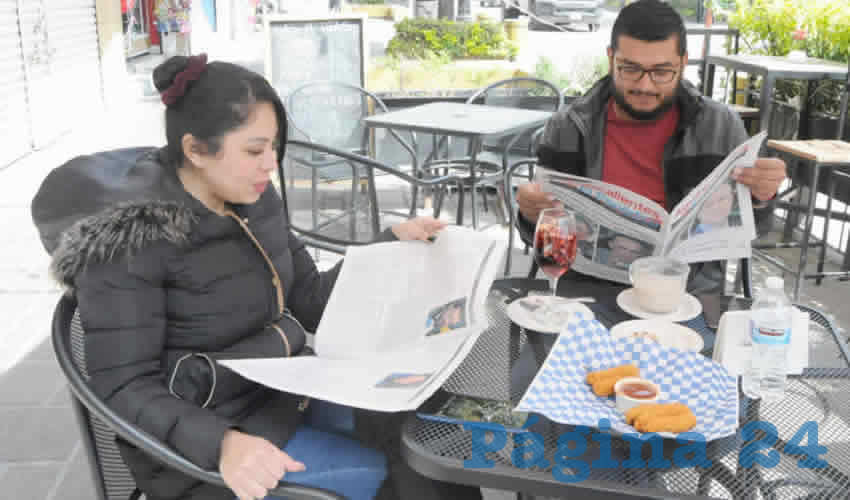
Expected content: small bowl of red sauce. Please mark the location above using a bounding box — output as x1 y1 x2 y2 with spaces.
614 377 660 413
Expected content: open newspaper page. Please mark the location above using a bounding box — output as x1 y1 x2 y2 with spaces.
537 169 668 284
220 226 505 412
537 132 767 279
659 132 766 263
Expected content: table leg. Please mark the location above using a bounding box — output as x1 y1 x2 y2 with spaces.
794 161 821 301
703 62 715 97
429 134 440 169
799 81 815 140
506 207 515 276
366 165 381 237
759 75 776 134
707 64 716 101
311 168 319 231
844 229 850 272
703 35 715 97
456 181 465 226
731 34 739 104
782 162 801 244
816 167 835 285
470 136 482 230
350 164 360 241
410 156 420 218
698 36 706 94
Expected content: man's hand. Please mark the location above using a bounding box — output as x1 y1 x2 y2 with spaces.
220 429 305 500
517 183 559 223
731 157 787 202
391 216 447 242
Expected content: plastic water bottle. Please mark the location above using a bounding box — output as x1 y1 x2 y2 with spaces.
742 277 792 402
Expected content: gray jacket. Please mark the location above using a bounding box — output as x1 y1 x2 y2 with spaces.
519 76 772 294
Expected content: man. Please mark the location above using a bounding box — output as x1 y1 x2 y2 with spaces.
517 0 786 293
597 233 650 269
691 180 738 235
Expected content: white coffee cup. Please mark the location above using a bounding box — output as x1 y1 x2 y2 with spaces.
628 257 689 314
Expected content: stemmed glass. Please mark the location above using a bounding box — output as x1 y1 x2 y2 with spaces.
533 207 578 324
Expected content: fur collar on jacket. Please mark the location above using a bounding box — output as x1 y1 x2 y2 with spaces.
50 201 196 293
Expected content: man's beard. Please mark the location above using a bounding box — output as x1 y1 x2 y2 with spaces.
612 82 679 121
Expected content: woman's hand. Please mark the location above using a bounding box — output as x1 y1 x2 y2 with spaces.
220 429 305 500
391 216 447 242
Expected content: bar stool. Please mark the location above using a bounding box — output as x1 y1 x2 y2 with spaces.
759 140 850 300
754 60 850 300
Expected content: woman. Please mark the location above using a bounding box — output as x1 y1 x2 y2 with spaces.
32 55 480 500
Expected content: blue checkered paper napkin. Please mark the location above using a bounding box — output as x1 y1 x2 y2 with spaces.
516 313 739 441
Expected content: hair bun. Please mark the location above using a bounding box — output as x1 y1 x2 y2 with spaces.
153 56 192 94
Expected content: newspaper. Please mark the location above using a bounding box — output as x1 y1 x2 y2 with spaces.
220 226 505 412
536 132 766 284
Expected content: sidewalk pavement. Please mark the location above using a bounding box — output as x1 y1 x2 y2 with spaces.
0 99 165 499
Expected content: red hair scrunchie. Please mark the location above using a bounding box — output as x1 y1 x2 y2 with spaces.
161 53 208 106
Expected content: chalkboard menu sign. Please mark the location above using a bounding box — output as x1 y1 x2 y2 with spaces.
264 15 367 99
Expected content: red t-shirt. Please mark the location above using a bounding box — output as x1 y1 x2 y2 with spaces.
602 99 679 207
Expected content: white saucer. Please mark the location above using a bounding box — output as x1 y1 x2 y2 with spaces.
616 288 702 323
506 296 595 334
610 319 705 353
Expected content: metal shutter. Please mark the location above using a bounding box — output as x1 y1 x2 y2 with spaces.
19 0 102 149
0 0 33 168
45 0 102 126
17 0 56 148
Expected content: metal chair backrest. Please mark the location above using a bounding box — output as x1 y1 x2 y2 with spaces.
52 295 346 500
59 300 142 500
466 77 562 154
277 139 465 248
467 77 563 111
285 81 415 163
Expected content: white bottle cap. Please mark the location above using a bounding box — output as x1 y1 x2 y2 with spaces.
765 276 784 290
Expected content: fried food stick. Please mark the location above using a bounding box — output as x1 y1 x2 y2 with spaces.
625 402 691 426
589 377 619 397
585 364 639 386
634 410 697 433
585 364 639 397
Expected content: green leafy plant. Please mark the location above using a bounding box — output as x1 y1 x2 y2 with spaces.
367 56 519 92
729 0 849 114
729 0 802 57
534 56 610 96
387 18 517 61
799 0 850 63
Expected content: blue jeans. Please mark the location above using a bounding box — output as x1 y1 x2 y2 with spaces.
260 400 386 500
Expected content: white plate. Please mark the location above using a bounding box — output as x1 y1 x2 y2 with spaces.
506 295 595 334
610 319 705 353
616 288 702 322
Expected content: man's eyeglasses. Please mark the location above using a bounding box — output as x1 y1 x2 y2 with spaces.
617 64 679 84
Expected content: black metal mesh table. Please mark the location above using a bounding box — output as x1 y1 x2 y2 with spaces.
402 278 850 499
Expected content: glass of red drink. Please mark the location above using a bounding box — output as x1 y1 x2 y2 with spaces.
533 208 577 322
